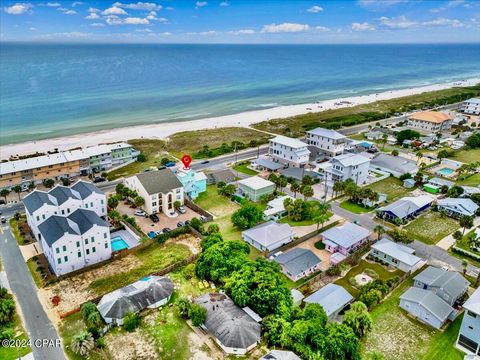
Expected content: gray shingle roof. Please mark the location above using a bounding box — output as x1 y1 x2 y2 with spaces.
370 153 418 175
414 266 469 301
37 209 108 247
98 276 173 321
135 169 183 195
304 283 354 317
400 287 454 322
70 180 103 199
378 195 433 219
307 127 346 140
274 248 321 277
195 293 261 350
321 221 370 249
49 186 78 205
23 191 54 214
242 221 294 248
261 350 302 360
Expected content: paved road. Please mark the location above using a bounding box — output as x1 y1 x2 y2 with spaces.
330 200 480 277
190 146 268 171
0 225 66 360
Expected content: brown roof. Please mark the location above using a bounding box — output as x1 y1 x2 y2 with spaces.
408 111 452 123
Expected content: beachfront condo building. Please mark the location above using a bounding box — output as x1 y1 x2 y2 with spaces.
306 127 347 158
22 180 110 276
268 135 310 168
124 169 184 215
461 98 480 115
316 153 370 187
0 142 139 190
407 111 453 133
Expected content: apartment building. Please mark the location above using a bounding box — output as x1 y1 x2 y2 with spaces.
407 111 453 133
124 169 184 215
317 153 371 186
268 135 310 168
306 127 347 158
461 98 480 115
0 142 139 190
23 180 107 244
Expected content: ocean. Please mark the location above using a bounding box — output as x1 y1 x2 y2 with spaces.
1 43 479 145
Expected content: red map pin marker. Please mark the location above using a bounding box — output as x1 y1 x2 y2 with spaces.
181 155 192 169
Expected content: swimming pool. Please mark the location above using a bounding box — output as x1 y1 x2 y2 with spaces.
436 167 454 176
111 236 129 251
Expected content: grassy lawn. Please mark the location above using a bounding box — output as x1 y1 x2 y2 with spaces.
450 228 480 267
9 217 27 245
194 185 240 218
362 272 463 360
403 211 459 245
232 163 259 176
107 139 172 180
449 148 480 164
334 259 404 298
0 314 31 360
339 200 373 214
26 258 45 288
366 177 411 201
457 173 480 186
88 242 191 295
166 127 271 159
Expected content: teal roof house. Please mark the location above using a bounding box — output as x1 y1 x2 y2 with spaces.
173 167 207 200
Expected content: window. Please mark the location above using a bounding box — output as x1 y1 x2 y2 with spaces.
64 256 68 262
101 199 104 204
62 245 66 252
91 236 94 242
105 242 108 248
86 249 90 255
42 214 46 220
78 252 81 258
90 202 93 207
57 258 61 264
467 311 477 319
61 209 65 215
458 335 479 354
36 216 40 221
76 241 80 247
85 238 88 245
85 203 88 208
92 247 96 253
104 233 107 239
56 247 60 254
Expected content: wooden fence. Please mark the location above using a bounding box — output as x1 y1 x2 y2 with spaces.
185 198 214 222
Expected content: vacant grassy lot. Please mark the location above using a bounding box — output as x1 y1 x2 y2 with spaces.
253 85 480 136
232 163 259 176
166 127 271 159
361 273 463 360
366 177 411 201
194 185 240 217
450 148 480 164
457 173 480 186
334 259 404 298
339 200 373 214
107 139 172 180
403 211 459 245
89 242 191 295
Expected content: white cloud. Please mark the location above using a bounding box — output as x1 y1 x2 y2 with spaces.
228 29 255 35
113 2 162 11
351 22 375 31
90 23 105 27
102 6 128 16
198 30 216 35
159 31 172 35
58 8 77 15
262 23 310 33
105 15 122 25
72 1 83 6
423 17 465 27
136 28 152 32
38 2 60 7
358 0 407 8
165 6 174 11
430 0 467 13
38 31 90 39
379 16 417 29
123 17 149 24
220 1 229 6
315 25 330 32
195 1 208 9
85 12 100 19
307 5 323 13
29 27 37 31
88 7 100 13
4 3 33 15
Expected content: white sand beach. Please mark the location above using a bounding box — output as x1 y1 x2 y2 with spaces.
1 78 479 160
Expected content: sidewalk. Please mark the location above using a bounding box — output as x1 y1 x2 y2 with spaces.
436 217 480 251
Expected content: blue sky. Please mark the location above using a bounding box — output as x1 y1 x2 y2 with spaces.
1 0 479 43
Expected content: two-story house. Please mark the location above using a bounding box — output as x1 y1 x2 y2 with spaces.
172 167 207 200
317 153 370 187
124 169 184 215
457 287 480 356
306 127 347 158
268 135 310 168
461 98 480 115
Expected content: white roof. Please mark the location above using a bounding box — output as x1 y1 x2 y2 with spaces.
372 238 422 266
238 176 275 190
437 198 479 216
321 221 371 248
307 127 346 140
464 287 480 315
270 135 308 149
263 195 295 217
242 221 294 248
304 284 354 317
331 153 370 167
465 98 480 105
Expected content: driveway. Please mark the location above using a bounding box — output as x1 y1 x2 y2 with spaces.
295 234 332 271
0 223 66 360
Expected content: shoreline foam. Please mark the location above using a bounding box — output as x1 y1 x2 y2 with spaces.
1 77 479 160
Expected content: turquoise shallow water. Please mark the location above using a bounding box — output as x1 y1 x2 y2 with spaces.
1 43 479 145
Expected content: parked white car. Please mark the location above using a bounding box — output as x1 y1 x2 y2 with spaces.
134 209 146 217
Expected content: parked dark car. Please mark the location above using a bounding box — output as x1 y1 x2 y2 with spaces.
93 177 106 183
177 221 185 228
149 214 160 223
162 227 172 233
200 160 210 164
184 220 190 226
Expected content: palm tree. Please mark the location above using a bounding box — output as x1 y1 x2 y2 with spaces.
313 212 330 230
381 133 388 150
71 331 95 357
283 198 294 219
268 173 279 190
12 185 22 201
462 260 468 275
332 181 344 198
374 225 385 240
290 182 300 198
460 215 474 235
301 185 314 200
278 175 288 192
134 196 145 208
0 189 10 203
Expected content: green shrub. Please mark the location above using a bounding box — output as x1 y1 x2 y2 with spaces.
189 304 207 326
123 312 141 332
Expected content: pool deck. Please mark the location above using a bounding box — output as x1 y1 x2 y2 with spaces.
110 229 140 249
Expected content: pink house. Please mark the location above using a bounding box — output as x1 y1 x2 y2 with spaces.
321 222 371 256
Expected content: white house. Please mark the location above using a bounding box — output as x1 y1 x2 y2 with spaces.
268 135 310 168
306 127 346 158
37 209 112 276
242 221 295 252
23 180 107 241
461 98 480 115
124 169 184 215
317 153 371 186
97 276 173 325
263 195 295 221
437 198 479 218
407 111 453 133
321 221 371 256
370 238 423 272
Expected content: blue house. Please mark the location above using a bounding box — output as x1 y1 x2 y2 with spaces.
457 287 480 356
377 195 433 223
172 168 207 200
